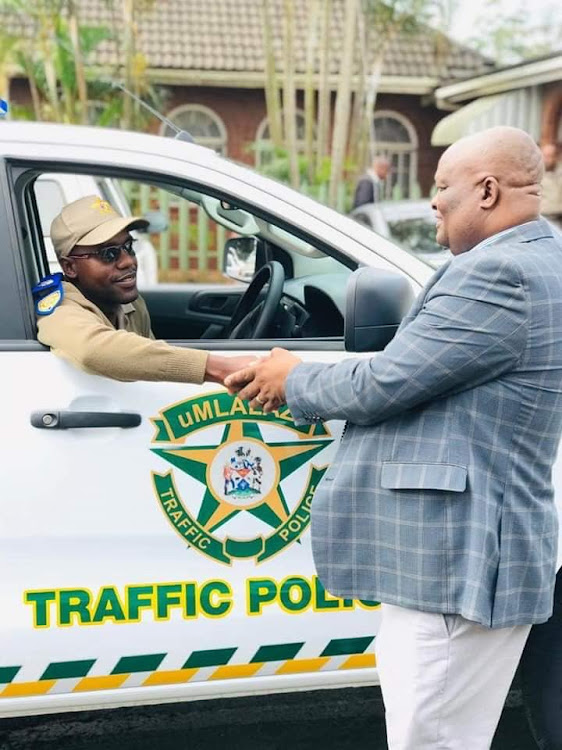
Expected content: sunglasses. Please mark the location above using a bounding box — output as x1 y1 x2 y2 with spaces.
70 238 137 264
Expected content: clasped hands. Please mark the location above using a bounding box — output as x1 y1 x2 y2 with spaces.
224 347 301 412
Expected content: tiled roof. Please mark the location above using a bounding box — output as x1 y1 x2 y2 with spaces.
2 0 494 84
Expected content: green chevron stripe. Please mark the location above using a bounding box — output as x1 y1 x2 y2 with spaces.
0 667 20 684
111 653 166 674
321 636 375 657
183 647 237 669
41 659 96 680
1 635 378 692
251 642 304 663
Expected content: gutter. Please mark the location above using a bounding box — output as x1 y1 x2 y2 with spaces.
435 55 562 106
144 68 440 95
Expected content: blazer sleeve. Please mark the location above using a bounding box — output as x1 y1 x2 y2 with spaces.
286 253 528 426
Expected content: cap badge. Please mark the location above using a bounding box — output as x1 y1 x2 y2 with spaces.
90 197 113 214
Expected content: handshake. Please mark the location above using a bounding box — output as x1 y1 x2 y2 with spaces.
206 348 301 412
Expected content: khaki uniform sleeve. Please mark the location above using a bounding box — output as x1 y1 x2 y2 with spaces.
37 301 208 384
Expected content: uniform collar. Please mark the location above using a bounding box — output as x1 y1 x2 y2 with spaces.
62 280 136 327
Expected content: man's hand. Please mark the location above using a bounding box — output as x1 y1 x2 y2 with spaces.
224 347 301 412
205 354 261 384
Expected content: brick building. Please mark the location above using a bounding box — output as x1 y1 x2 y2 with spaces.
3 0 493 199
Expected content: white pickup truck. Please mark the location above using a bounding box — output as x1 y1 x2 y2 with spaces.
0 121 560 720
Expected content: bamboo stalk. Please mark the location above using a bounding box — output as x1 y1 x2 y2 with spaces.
283 0 299 188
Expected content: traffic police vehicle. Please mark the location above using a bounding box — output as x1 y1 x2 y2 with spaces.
0 122 560 719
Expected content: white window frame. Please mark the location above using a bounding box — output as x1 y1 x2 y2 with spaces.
160 104 228 155
372 110 418 200
255 110 314 168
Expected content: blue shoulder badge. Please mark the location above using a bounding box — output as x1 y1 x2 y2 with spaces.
32 273 64 316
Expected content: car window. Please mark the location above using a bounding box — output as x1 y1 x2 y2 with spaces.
387 218 450 268
29 170 351 342
34 179 66 236
388 218 439 254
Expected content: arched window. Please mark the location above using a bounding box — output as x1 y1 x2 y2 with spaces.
255 111 313 168
372 111 418 200
160 104 227 154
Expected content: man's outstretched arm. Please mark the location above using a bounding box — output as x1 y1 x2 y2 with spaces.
227 254 528 425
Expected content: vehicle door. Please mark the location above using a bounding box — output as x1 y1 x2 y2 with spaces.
0 153 418 717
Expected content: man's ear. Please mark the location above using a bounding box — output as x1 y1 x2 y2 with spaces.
60 257 77 280
479 176 500 208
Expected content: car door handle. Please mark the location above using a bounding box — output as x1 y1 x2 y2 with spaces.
30 411 142 429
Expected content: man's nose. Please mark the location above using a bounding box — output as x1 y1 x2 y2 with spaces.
115 248 136 269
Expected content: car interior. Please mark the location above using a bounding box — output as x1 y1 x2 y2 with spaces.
16 168 356 346
8 164 413 351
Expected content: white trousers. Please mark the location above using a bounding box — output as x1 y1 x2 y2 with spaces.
375 603 531 750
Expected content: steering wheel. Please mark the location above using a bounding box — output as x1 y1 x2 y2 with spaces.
227 260 285 339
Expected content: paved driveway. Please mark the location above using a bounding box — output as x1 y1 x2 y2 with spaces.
0 685 538 750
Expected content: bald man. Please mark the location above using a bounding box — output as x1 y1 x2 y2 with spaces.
227 127 562 749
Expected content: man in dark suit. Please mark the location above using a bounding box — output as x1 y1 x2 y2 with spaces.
352 155 391 208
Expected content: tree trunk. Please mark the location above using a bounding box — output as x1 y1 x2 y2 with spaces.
348 6 368 180
328 0 358 207
121 0 135 129
364 47 386 160
39 15 62 121
262 0 283 149
304 0 319 183
0 33 17 107
25 56 43 121
315 0 332 176
66 0 88 124
0 70 8 107
283 0 299 188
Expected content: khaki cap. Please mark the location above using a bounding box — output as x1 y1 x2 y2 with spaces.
51 195 149 258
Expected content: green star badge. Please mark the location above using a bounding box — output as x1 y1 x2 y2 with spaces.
150 392 333 565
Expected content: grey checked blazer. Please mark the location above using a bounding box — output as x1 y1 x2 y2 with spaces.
286 219 562 628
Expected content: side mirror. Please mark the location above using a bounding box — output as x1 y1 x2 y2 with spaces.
223 237 257 283
139 211 168 234
345 267 414 352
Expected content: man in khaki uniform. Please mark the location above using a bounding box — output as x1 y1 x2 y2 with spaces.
541 143 562 228
37 195 255 383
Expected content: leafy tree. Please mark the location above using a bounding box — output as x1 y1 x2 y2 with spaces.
105 0 157 130
262 0 283 150
329 0 360 206
258 0 449 207
353 0 442 177
0 0 164 129
282 0 300 188
466 0 562 65
0 0 111 122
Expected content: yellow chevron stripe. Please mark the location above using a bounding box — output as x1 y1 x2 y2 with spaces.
340 653 376 670
1 647 378 698
143 668 199 686
73 674 129 692
276 657 330 675
210 663 263 681
1 680 56 697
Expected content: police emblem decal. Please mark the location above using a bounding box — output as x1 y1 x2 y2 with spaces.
150 392 333 565
210 440 276 508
